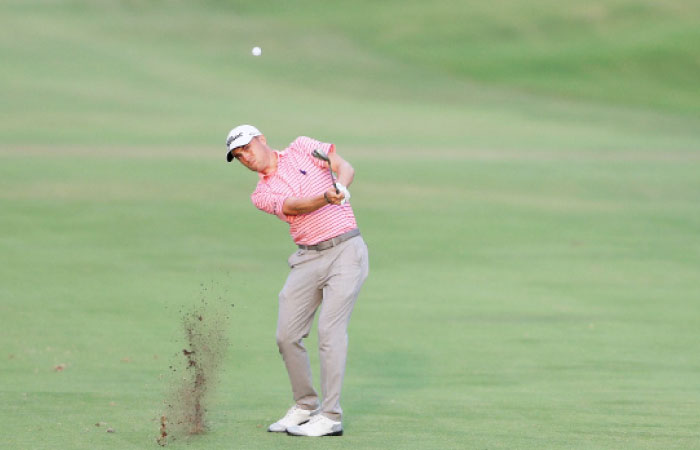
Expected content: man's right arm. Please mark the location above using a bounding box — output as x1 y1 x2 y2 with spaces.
282 187 345 216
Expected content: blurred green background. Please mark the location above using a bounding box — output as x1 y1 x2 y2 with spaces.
1 1 699 449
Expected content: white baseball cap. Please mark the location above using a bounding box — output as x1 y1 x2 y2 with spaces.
225 124 262 162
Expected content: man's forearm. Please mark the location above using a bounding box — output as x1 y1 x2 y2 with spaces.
282 194 328 216
282 186 346 215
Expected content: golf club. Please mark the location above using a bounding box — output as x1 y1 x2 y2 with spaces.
312 149 339 193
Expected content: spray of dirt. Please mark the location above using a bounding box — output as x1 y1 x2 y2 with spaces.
157 284 231 446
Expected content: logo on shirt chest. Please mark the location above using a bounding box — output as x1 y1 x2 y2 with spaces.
299 169 307 175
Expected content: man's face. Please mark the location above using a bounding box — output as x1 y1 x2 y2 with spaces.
230 136 266 172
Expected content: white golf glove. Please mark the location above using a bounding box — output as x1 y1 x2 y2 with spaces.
335 182 351 205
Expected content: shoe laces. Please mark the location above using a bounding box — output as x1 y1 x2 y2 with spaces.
306 414 325 424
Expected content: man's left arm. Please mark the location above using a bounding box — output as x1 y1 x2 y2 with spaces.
328 151 354 188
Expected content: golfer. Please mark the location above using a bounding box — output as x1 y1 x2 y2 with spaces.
225 124 369 437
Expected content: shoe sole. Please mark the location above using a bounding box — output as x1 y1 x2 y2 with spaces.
286 430 343 437
267 419 311 433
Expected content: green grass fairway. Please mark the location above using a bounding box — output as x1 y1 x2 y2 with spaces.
2 1 700 449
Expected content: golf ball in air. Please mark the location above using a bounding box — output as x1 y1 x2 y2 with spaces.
251 46 262 56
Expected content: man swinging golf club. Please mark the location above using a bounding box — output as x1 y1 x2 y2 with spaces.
225 124 369 437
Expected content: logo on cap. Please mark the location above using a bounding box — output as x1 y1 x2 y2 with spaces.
226 132 243 147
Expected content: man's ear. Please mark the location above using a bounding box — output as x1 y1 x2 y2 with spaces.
258 134 267 145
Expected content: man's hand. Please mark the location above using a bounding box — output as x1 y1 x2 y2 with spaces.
324 187 345 205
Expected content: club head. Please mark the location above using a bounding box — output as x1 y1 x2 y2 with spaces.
312 149 330 162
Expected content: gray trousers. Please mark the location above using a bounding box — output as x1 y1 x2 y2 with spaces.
276 235 369 421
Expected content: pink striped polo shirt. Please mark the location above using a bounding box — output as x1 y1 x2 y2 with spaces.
251 136 358 245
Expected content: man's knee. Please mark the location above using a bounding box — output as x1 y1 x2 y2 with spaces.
276 290 293 350
276 288 316 352
276 327 309 353
276 328 292 351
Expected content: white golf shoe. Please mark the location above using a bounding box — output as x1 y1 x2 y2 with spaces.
267 405 319 433
286 414 343 437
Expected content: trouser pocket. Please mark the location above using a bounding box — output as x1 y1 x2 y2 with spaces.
287 249 324 268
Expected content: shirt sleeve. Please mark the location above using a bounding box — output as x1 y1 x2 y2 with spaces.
251 185 294 223
292 136 335 169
